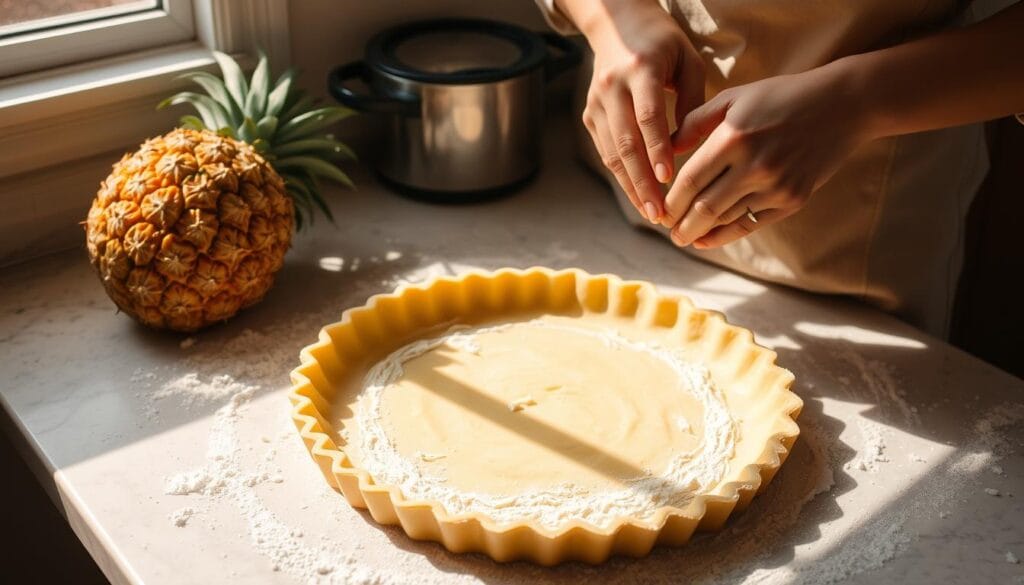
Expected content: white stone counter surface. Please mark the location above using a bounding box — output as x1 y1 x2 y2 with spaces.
1 121 1022 585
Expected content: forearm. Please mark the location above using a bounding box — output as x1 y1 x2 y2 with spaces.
553 0 661 38
843 2 1024 140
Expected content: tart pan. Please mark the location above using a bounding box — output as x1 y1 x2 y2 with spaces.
289 267 801 565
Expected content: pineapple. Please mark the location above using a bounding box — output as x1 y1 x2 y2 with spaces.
85 52 353 331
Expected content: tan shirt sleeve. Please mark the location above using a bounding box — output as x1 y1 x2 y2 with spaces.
534 0 579 34
534 0 674 35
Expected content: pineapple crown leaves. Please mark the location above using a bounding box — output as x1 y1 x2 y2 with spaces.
158 50 356 229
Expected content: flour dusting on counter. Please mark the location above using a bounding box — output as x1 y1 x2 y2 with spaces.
169 507 195 527
844 421 889 473
154 306 459 584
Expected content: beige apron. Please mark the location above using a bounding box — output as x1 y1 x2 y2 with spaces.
538 0 989 339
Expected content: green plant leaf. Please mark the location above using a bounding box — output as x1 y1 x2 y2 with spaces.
255 115 278 142
283 174 310 198
159 92 230 130
271 138 356 160
179 71 243 123
275 156 353 188
265 68 296 118
179 115 206 130
280 89 310 122
244 51 271 118
237 117 259 143
276 107 355 143
212 51 249 111
284 176 315 229
293 170 335 223
308 186 335 222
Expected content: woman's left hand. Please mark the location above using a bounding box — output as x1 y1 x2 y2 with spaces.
662 61 876 249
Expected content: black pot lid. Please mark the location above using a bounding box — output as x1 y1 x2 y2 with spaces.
366 19 547 85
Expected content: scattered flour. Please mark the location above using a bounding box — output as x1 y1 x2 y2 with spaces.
163 379 404 583
416 451 446 462
984 487 1001 497
170 507 195 527
675 416 691 433
1008 551 1020 564
992 465 1005 475
153 372 251 408
164 468 224 496
797 521 913 584
908 453 927 463
131 368 157 384
833 349 919 425
153 301 460 584
507 395 536 412
974 403 1024 455
844 420 889 473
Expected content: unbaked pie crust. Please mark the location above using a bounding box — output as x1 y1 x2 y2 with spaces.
290 268 801 565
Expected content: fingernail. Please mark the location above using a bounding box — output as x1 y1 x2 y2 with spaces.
644 201 660 222
655 163 671 184
670 230 685 247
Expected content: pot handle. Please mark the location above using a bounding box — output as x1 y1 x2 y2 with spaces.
328 62 420 116
541 33 582 82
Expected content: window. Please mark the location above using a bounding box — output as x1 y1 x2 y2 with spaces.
0 0 195 77
0 0 288 263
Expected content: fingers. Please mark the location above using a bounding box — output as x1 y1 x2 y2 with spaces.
693 207 793 249
606 87 664 222
661 122 733 228
631 78 674 186
670 166 751 246
672 50 705 133
584 104 642 213
672 91 729 154
715 191 777 226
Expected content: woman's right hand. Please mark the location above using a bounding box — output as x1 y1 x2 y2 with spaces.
566 0 705 222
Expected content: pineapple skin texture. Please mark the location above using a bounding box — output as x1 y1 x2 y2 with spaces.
85 128 295 332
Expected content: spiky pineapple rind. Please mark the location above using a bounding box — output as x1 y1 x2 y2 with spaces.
86 128 293 332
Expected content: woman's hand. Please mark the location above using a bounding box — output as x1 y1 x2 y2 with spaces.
662 62 874 248
571 0 705 223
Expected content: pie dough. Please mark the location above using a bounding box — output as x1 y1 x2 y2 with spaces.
343 315 738 531
290 268 801 565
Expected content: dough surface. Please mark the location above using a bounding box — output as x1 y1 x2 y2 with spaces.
379 318 705 494
337 314 740 529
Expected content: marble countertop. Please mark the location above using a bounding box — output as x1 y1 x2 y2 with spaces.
1 119 1022 585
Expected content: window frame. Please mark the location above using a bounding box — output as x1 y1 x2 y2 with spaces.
0 0 290 179
0 0 196 78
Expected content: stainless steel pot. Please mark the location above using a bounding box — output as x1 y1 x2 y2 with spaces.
329 19 580 201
